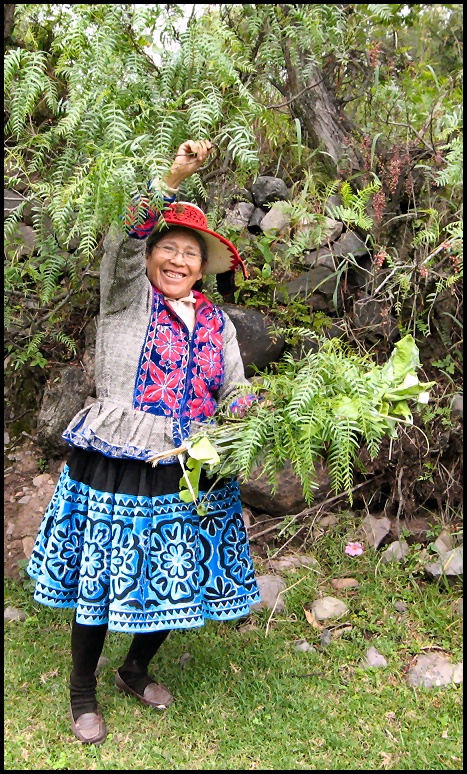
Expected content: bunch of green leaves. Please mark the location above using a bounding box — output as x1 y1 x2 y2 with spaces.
150 335 434 507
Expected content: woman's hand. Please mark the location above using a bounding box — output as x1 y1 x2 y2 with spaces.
163 140 213 190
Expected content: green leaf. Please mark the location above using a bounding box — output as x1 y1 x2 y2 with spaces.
187 437 220 464
381 335 420 386
389 400 412 420
179 488 196 503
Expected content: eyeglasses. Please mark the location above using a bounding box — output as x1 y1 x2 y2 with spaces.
155 245 202 263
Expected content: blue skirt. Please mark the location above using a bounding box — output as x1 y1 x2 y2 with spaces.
26 448 261 632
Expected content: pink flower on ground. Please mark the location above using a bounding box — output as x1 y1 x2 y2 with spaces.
345 542 364 557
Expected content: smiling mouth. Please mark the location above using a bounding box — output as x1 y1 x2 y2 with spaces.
164 270 186 279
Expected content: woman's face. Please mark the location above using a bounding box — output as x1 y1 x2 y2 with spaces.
146 229 203 299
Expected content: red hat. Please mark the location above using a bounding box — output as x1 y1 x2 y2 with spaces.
160 201 248 278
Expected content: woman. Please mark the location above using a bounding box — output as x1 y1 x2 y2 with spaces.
26 140 261 745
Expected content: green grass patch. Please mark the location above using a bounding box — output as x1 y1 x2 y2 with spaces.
4 516 463 770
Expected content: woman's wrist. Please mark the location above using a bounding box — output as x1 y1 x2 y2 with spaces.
162 170 185 191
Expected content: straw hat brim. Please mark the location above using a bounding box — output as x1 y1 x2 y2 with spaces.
182 226 246 276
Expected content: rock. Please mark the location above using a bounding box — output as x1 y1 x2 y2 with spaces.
294 638 315 652
259 201 290 235
331 578 360 590
268 554 319 571
320 629 332 648
4 431 10 446
302 249 323 267
240 458 329 518
398 516 440 543
56 231 81 252
4 606 27 622
17 495 31 504
4 222 37 258
22 536 36 560
380 540 410 563
221 304 285 376
301 249 335 269
331 230 369 259
242 507 253 529
352 298 399 341
424 546 463 580
32 473 51 487
296 215 343 246
451 394 463 420
223 201 255 230
432 530 453 554
283 265 343 311
251 176 289 208
406 653 463 688
361 514 391 548
361 646 387 668
247 206 267 234
311 596 349 621
394 600 409 613
37 365 93 456
250 575 286 613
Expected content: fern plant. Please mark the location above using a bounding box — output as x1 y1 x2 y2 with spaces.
331 177 382 231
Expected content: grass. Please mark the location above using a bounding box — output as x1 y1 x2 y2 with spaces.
4 513 463 770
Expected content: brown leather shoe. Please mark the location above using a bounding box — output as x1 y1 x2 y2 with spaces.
70 703 107 745
115 670 174 709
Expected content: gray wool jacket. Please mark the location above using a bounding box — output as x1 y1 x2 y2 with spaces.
61 224 250 462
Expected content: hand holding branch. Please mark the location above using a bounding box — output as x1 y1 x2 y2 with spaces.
163 140 213 189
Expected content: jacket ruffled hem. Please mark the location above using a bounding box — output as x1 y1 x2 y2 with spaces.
61 400 182 463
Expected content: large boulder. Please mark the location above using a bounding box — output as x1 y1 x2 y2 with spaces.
221 304 285 376
250 176 289 209
239 458 330 517
37 365 93 456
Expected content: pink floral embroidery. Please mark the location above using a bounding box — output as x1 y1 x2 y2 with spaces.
154 328 185 366
196 314 223 348
142 362 182 411
193 347 223 379
188 376 217 419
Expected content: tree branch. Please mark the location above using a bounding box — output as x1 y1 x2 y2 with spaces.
266 77 327 109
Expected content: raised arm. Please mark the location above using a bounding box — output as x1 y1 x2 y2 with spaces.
100 140 213 314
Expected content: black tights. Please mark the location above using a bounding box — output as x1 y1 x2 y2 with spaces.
69 614 171 720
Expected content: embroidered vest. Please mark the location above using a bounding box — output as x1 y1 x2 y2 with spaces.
132 288 225 447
